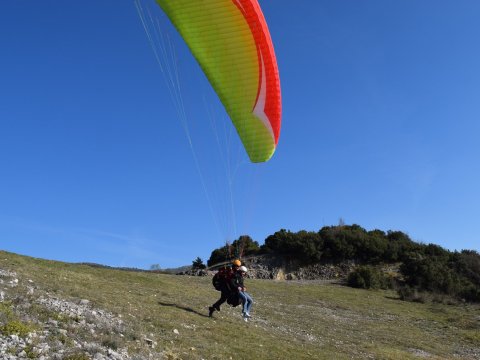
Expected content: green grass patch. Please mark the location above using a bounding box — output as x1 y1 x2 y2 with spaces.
1 320 36 338
0 301 15 321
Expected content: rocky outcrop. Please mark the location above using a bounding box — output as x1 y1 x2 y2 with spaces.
286 262 355 281
0 268 152 359
201 255 356 281
176 268 209 276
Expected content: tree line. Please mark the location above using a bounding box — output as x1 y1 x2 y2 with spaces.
207 225 480 303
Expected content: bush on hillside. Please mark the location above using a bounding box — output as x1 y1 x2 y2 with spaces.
207 235 260 267
453 250 480 287
347 266 392 290
399 249 480 302
264 229 322 264
206 225 480 303
192 257 206 270
263 225 418 265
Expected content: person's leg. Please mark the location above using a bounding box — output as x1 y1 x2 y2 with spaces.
244 292 253 315
213 291 228 310
210 291 229 317
237 291 248 315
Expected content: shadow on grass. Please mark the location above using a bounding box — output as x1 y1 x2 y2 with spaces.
158 302 210 318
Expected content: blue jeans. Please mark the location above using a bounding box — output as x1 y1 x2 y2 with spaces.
238 291 253 315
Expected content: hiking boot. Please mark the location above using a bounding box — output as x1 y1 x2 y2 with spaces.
208 307 215 317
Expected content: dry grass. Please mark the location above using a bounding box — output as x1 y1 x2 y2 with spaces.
1 250 479 359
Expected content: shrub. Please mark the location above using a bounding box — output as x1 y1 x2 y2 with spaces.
347 266 390 290
397 286 430 303
192 257 206 270
454 250 480 287
0 320 36 338
63 353 91 360
102 337 119 350
0 302 14 322
208 235 260 266
264 229 323 265
400 250 480 302
398 285 419 302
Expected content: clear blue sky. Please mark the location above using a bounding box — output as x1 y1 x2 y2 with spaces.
1 1 479 269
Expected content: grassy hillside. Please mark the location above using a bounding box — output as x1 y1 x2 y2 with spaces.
1 250 479 359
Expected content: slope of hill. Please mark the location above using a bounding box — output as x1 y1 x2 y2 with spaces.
1 250 479 359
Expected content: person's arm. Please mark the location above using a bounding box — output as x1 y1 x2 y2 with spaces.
237 275 245 291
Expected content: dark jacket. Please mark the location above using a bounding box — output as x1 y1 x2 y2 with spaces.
230 271 245 291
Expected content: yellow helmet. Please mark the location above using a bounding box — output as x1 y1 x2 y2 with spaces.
232 259 241 267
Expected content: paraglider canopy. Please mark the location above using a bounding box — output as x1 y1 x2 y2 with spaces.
155 0 282 162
